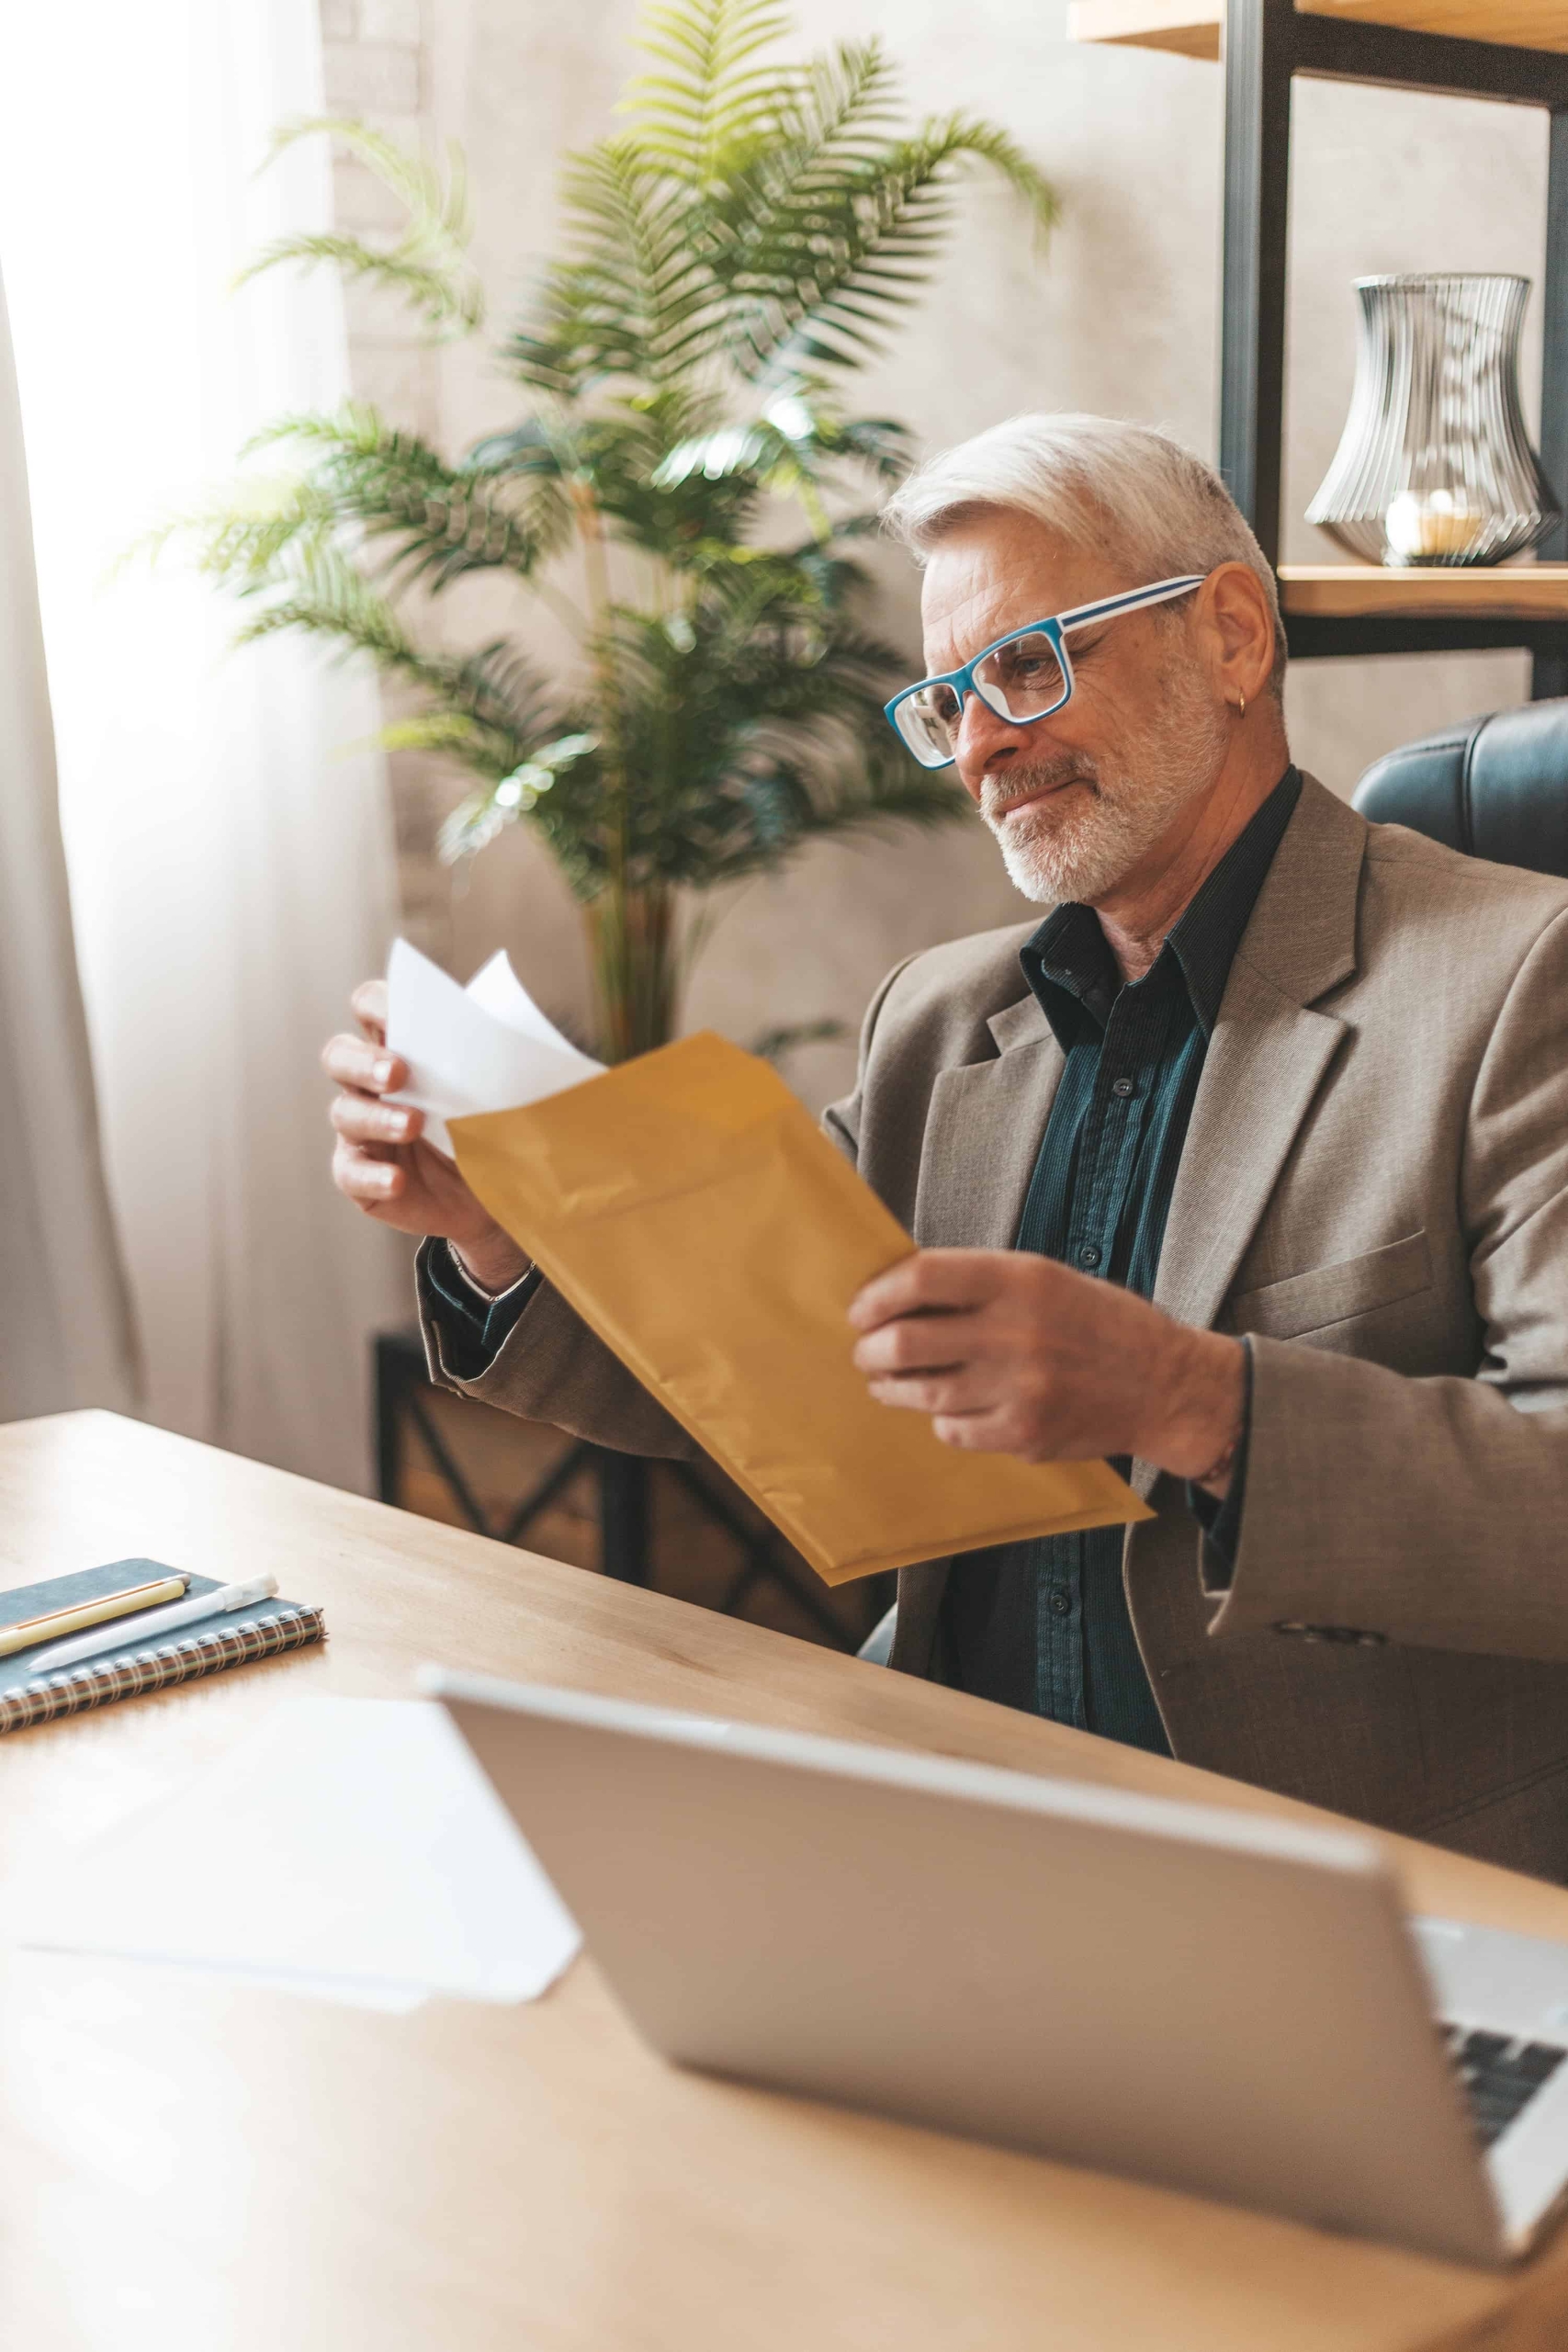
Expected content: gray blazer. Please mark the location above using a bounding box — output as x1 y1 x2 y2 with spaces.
419 776 1568 1882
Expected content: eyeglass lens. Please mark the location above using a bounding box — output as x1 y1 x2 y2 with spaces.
894 630 1068 766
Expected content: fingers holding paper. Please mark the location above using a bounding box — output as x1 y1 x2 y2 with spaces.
849 1250 1246 1490
350 977 389 1045
321 984 530 1289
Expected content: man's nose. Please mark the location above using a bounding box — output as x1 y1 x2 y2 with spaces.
953 692 1031 802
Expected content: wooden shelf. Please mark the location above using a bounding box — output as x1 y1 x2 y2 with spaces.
1066 0 1220 55
1066 2 1568 62
1302 3 1568 48
1280 563 1568 619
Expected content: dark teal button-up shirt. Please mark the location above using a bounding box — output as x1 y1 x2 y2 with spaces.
940 767 1302 1750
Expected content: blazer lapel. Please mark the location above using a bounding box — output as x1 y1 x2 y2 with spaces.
1153 969 1348 1337
912 991 1066 1249
1137 776 1367 1497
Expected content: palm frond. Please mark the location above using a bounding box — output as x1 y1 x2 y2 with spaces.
428 638 561 750
750 1016 847 1062
625 0 795 185
510 137 727 396
124 473 337 583
233 546 417 663
400 717 546 787
240 117 483 337
508 7 1056 408
720 97 1058 378
650 389 914 544
439 729 601 863
378 712 503 760
248 401 570 586
232 549 558 780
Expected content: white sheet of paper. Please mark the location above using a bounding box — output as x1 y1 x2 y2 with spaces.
385 936 603 1157
93 1958 433 2014
15 1697 581 2007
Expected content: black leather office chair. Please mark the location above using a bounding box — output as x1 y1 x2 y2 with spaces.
1352 697 1568 877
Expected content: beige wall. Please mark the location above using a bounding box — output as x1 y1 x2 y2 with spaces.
332 0 1550 1108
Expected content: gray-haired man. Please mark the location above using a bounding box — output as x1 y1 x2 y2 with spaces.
324 413 1568 1881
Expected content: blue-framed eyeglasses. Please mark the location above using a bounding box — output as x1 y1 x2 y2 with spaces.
884 574 1208 770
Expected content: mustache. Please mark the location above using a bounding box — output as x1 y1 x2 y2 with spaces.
980 754 1100 823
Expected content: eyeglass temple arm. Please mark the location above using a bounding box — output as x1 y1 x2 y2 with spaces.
1055 575 1207 637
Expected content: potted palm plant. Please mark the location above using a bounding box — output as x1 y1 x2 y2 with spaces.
168 0 1057 1061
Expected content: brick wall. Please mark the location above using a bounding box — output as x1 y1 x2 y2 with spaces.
321 0 452 961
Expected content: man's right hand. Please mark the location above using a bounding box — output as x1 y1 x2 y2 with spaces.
322 979 532 1294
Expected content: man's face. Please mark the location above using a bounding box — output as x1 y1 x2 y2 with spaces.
918 510 1230 906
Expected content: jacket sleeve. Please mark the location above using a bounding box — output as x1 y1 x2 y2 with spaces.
1209 906 1568 1661
415 1236 699 1459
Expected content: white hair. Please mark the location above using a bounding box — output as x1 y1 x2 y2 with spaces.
882 412 1286 697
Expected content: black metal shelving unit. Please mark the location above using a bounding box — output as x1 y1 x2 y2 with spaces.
372 1327 863 1646
1219 0 1568 697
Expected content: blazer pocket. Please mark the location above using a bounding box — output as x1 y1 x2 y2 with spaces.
1227 1230 1434 1343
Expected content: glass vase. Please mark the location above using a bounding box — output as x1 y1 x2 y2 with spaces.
1306 273 1562 568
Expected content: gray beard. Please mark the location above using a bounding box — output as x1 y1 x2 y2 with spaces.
982 692 1231 908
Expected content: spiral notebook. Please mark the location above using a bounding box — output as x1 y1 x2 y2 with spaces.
0 1559 325 1735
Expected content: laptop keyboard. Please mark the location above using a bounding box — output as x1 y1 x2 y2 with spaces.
1442 2025 1568 2149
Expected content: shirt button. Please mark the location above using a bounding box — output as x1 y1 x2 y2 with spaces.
1047 1589 1073 1617
1077 1244 1101 1269
1111 1076 1134 1097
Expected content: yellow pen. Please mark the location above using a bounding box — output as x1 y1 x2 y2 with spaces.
0 1573 190 1659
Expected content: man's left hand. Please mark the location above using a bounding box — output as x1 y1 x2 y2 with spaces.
849 1250 1246 1493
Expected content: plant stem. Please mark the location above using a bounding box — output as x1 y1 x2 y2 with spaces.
585 885 680 1060
570 476 645 1056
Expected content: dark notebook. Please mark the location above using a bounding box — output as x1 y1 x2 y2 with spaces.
0 1559 325 1734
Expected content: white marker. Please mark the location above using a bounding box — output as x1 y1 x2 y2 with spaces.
28 1575 279 1675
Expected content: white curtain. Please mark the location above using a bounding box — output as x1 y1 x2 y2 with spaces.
0 266 139 1423
0 1 402 1487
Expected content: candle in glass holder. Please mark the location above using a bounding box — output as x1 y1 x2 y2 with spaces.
1308 277 1561 568
1383 488 1486 564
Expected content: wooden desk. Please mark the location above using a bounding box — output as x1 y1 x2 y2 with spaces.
4 1411 1568 2351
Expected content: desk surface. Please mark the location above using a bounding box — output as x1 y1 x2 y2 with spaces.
3 1410 1567 2352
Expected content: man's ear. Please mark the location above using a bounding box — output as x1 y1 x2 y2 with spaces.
1200 561 1278 706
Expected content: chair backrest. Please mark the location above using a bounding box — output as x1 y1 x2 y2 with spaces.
1351 697 1568 879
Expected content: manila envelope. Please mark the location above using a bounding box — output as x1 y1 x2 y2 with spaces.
450 1031 1150 1587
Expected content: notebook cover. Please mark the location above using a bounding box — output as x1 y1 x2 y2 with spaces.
0 1559 325 1734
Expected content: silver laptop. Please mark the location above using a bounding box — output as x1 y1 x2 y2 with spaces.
426 1668 1568 2267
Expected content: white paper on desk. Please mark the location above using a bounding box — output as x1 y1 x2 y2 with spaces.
15 1697 581 2007
385 936 603 1158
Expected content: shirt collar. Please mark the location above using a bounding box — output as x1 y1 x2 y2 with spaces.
1020 765 1303 1049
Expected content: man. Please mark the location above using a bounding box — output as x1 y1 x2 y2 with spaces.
325 413 1568 1880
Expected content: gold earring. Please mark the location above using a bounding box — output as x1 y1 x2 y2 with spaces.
1233 691 1247 718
